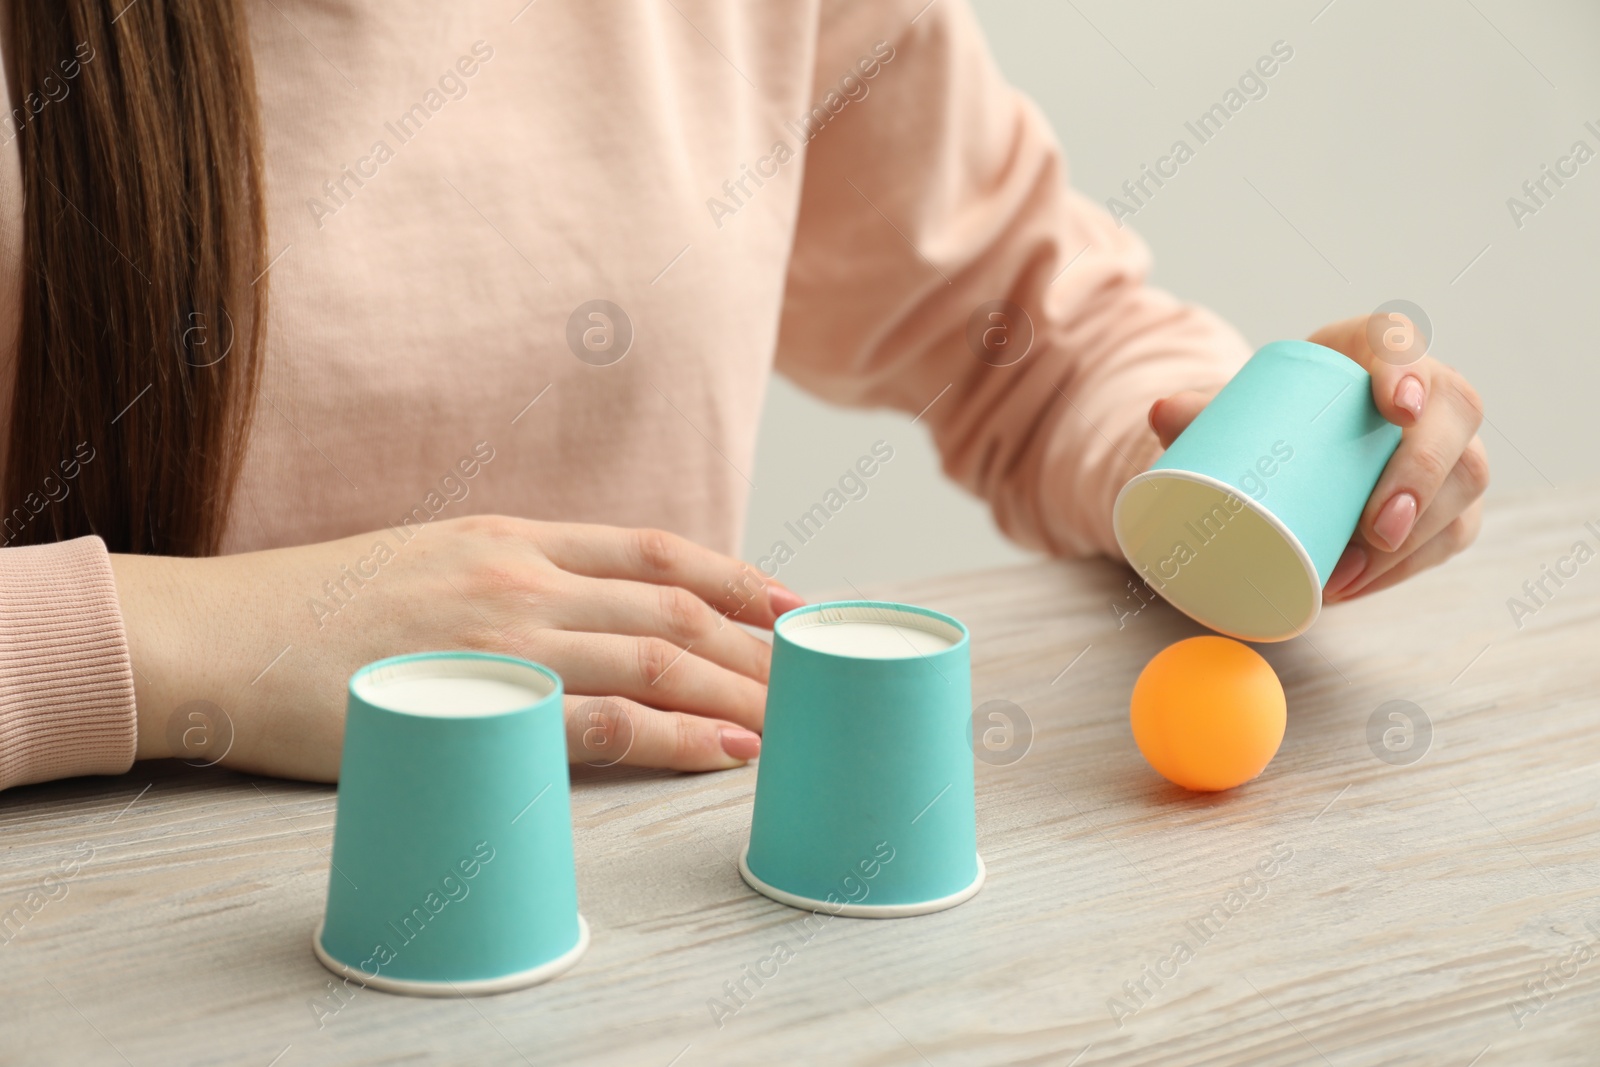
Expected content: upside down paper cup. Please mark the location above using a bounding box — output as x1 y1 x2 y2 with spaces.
1113 340 1402 642
741 602 984 918
313 652 589 996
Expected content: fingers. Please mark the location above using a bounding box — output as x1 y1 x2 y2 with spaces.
1309 317 1485 551
536 630 767 733
564 695 759 772
1308 315 1488 600
534 523 803 626
1330 501 1482 602
1327 437 1488 601
1149 390 1213 449
1358 372 1484 552
550 573 774 684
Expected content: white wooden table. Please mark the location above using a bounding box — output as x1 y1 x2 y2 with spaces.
3 488 1597 1066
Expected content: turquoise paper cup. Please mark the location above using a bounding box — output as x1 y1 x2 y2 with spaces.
1113 340 1402 642
742 602 984 917
313 652 588 996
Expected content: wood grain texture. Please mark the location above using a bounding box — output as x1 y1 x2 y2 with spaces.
2 488 1597 1066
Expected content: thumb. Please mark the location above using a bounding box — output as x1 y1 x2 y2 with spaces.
1149 390 1213 448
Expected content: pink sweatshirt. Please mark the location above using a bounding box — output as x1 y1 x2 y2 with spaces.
0 0 1249 791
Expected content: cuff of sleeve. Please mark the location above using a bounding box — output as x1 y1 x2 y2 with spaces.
1037 313 1253 560
0 536 137 792
1037 417 1165 561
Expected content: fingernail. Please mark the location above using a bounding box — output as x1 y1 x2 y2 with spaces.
1148 398 1164 433
1324 543 1367 599
1394 376 1425 421
1372 492 1418 552
767 584 805 617
720 726 761 761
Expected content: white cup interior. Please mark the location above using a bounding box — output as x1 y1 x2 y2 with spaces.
779 604 963 659
1113 470 1320 642
353 657 556 717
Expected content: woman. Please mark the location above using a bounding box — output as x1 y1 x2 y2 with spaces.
0 0 1486 790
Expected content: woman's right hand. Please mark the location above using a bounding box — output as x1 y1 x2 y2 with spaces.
111 516 804 779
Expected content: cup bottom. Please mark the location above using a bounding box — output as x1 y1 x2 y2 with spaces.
312 915 590 997
739 846 985 918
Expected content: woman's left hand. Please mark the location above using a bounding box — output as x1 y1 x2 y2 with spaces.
1147 314 1489 602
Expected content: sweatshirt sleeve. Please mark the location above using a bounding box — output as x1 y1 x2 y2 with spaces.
0 536 137 792
774 0 1252 557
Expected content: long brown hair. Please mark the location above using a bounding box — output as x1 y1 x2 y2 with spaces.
4 0 265 555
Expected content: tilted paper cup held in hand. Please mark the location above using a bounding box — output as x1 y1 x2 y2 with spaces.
1113 340 1402 642
742 602 984 917
314 652 588 996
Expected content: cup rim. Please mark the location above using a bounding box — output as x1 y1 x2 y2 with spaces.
738 846 985 918
348 651 562 719
312 915 589 997
1112 468 1322 642
774 600 969 661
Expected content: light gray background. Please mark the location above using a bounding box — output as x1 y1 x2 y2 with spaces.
743 0 1598 596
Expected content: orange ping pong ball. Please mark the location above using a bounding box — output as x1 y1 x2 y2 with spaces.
1130 636 1286 792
